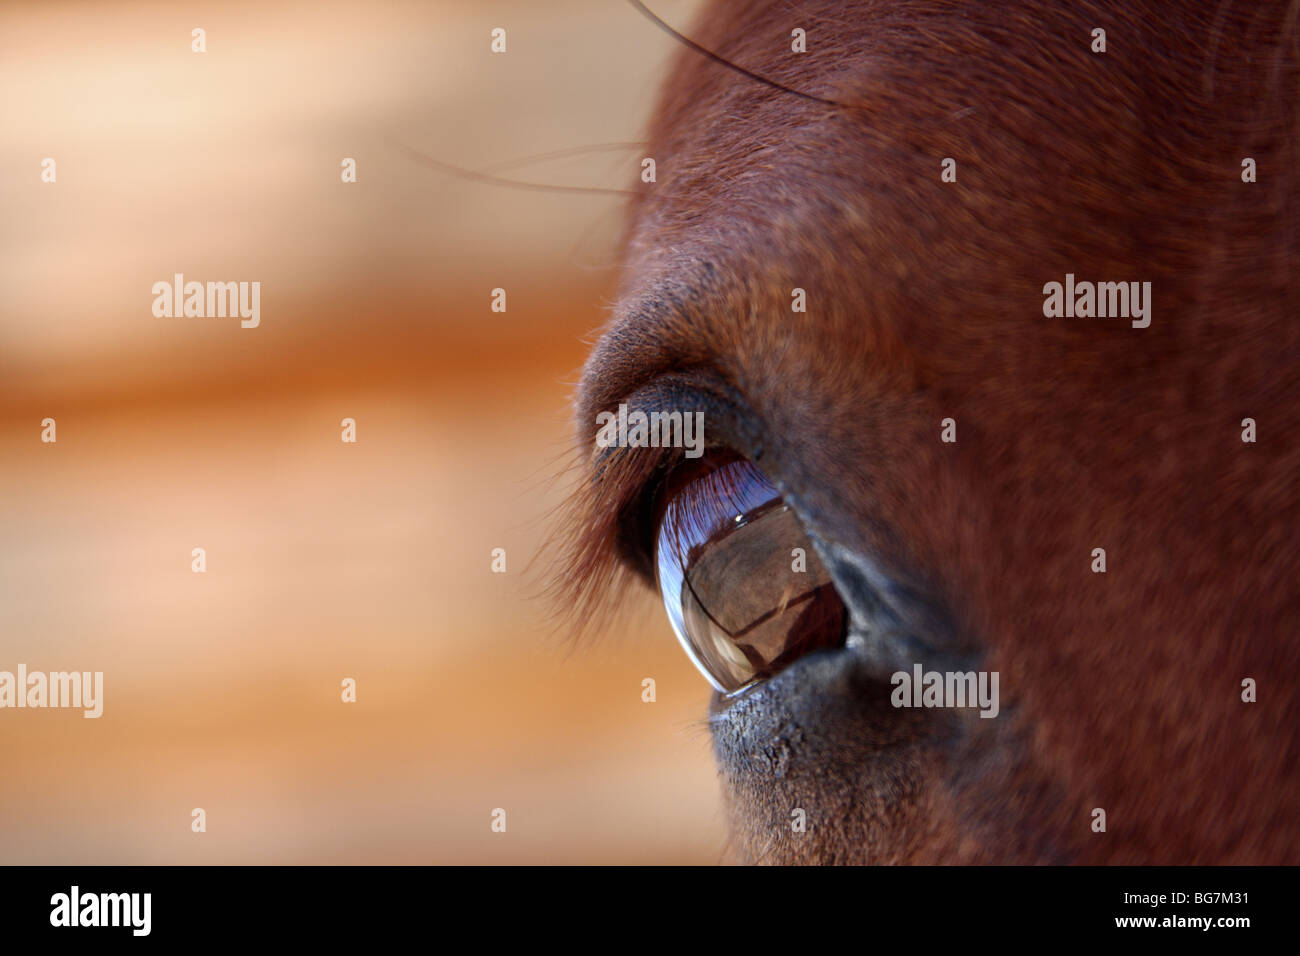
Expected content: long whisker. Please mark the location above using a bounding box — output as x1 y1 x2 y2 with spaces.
482 141 650 174
625 0 850 108
390 140 638 196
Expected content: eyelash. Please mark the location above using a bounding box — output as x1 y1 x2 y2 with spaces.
555 374 822 664
546 429 681 640
549 373 749 637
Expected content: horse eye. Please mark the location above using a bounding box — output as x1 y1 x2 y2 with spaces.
655 458 847 694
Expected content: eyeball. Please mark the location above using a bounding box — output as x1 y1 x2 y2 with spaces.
655 458 847 694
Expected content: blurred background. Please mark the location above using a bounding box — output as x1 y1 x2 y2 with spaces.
0 0 725 863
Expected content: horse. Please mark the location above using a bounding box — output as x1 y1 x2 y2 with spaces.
560 0 1299 863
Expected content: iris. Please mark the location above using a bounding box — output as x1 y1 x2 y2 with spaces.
655 458 846 694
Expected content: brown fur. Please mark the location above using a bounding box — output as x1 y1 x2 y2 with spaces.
564 0 1299 863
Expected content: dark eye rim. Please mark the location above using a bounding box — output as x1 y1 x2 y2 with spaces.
589 372 979 707
586 374 979 705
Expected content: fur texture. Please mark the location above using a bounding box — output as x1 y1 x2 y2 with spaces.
564 0 1299 863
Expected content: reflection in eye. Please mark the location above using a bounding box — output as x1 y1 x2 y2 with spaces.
655 458 847 694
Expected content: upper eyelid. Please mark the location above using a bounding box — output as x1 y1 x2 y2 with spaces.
583 375 754 582
587 369 760 463
575 276 720 423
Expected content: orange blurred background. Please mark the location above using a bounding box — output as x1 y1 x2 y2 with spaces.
0 0 726 863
